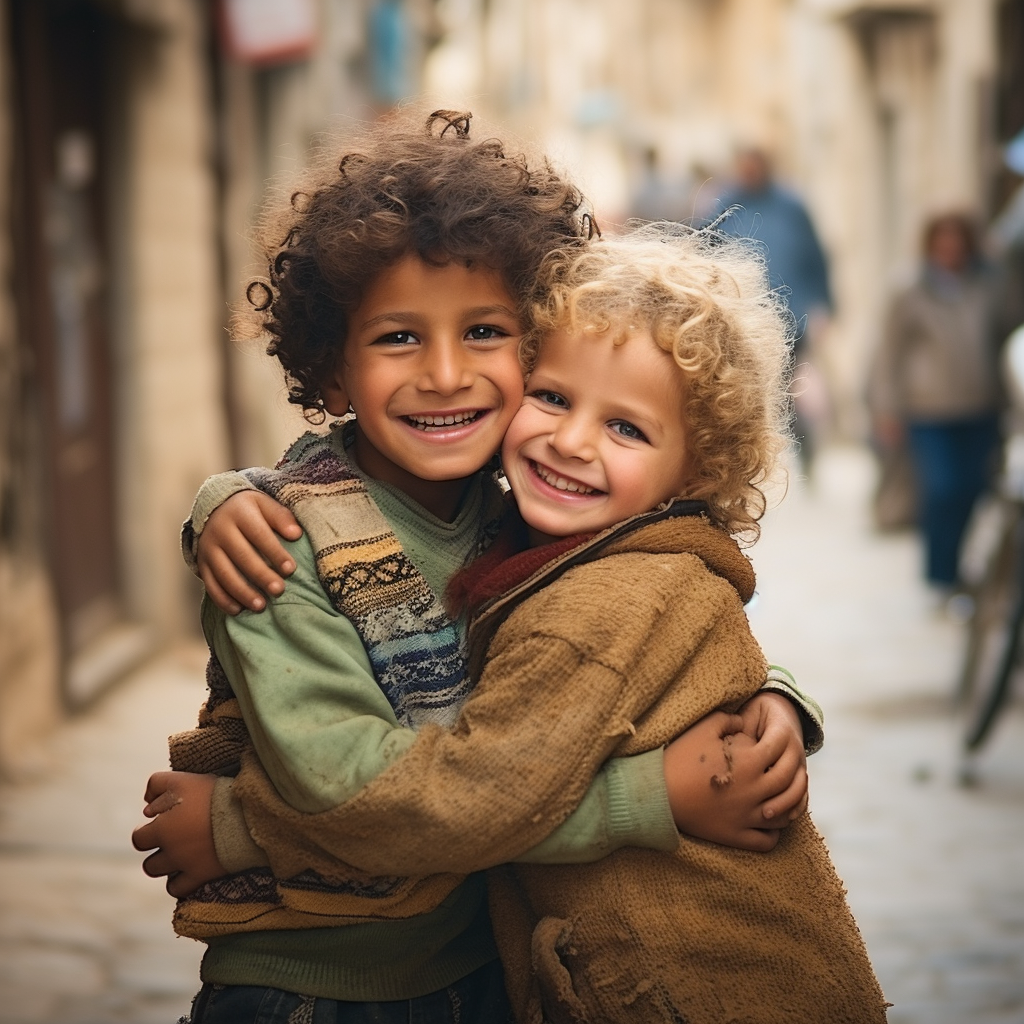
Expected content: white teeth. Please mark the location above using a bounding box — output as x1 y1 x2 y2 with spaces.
407 411 480 430
533 462 596 495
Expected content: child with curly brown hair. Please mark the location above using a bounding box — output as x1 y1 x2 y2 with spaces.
133 115 823 1024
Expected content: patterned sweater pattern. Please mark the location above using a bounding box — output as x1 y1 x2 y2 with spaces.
169 426 504 937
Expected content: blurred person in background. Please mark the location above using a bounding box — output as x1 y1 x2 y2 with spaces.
989 127 1024 347
869 213 1002 603
713 147 834 475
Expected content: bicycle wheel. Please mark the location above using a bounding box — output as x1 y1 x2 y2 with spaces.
959 504 1024 752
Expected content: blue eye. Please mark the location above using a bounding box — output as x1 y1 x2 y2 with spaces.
610 420 649 442
531 389 569 408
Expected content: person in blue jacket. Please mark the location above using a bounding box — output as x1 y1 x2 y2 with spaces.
714 147 833 472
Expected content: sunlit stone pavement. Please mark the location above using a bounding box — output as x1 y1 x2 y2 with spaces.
748 445 1024 1024
0 444 1021 1022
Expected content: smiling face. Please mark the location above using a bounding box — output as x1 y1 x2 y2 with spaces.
322 254 525 518
501 326 693 543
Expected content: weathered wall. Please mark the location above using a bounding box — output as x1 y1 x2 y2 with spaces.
420 0 1000 438
114 0 229 638
0 0 233 772
0 0 62 777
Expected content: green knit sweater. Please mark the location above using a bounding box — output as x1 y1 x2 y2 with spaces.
176 432 678 1000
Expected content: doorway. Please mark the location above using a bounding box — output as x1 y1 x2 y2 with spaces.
11 1 133 703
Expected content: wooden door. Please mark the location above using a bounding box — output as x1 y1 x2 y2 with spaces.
12 1 120 661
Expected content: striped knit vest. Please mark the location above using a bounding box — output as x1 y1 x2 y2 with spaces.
169 424 506 937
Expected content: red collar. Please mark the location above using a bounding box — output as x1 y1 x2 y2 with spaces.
446 506 594 619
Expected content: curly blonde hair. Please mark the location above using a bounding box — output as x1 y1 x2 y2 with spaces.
524 225 794 541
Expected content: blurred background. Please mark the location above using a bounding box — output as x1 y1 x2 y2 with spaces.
0 0 1022 1021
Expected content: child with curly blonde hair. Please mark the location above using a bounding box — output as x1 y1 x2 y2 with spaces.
185 225 887 1023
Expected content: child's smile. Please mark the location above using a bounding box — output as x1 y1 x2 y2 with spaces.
501 327 692 543
529 460 600 495
323 255 525 517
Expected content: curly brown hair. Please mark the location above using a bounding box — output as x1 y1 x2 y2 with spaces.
238 110 593 419
525 225 793 542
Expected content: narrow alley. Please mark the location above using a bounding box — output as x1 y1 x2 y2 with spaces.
0 444 1022 1023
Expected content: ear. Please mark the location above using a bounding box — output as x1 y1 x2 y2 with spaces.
321 346 350 416
321 363 350 417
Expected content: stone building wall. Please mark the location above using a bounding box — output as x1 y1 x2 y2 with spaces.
0 0 63 776
112 0 228 638
0 0 230 773
420 0 1003 436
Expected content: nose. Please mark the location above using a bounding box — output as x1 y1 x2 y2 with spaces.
549 413 597 462
418 338 475 396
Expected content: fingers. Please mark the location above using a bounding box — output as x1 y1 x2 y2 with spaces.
198 563 244 615
750 726 790 771
256 492 303 549
730 828 780 853
200 547 267 613
140 850 202 897
239 493 300 576
141 848 175 879
142 790 182 818
166 871 203 899
761 764 809 823
788 788 810 822
195 491 302 613
142 771 175 807
234 521 294 586
131 819 159 853
200 525 288 609
712 711 746 738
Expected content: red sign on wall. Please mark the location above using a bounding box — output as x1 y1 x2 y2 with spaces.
218 0 317 66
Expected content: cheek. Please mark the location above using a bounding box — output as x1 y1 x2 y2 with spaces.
608 451 680 506
342 357 390 413
500 407 533 464
489 351 527 404
609 455 652 498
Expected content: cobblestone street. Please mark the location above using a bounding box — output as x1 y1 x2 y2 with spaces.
0 444 1022 1023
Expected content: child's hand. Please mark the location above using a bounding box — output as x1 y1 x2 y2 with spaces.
198 491 302 614
131 771 225 898
662 696 808 852
735 691 809 825
663 712 776 852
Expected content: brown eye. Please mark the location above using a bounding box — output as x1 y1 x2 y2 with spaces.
467 325 506 341
374 332 417 346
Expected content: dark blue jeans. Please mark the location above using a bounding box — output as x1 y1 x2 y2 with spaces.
185 958 513 1024
907 415 1000 585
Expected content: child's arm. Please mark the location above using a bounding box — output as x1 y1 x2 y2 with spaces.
167 550 806 880
133 696 805 896
133 538 808 892
182 474 302 614
190 492 825 756
136 532 684 892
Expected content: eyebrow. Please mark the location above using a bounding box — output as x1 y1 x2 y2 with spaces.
358 305 518 331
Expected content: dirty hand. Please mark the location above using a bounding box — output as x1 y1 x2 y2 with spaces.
131 771 225 898
735 690 809 825
662 710 779 852
198 490 302 615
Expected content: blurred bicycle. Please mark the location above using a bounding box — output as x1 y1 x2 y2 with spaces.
958 325 1024 781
